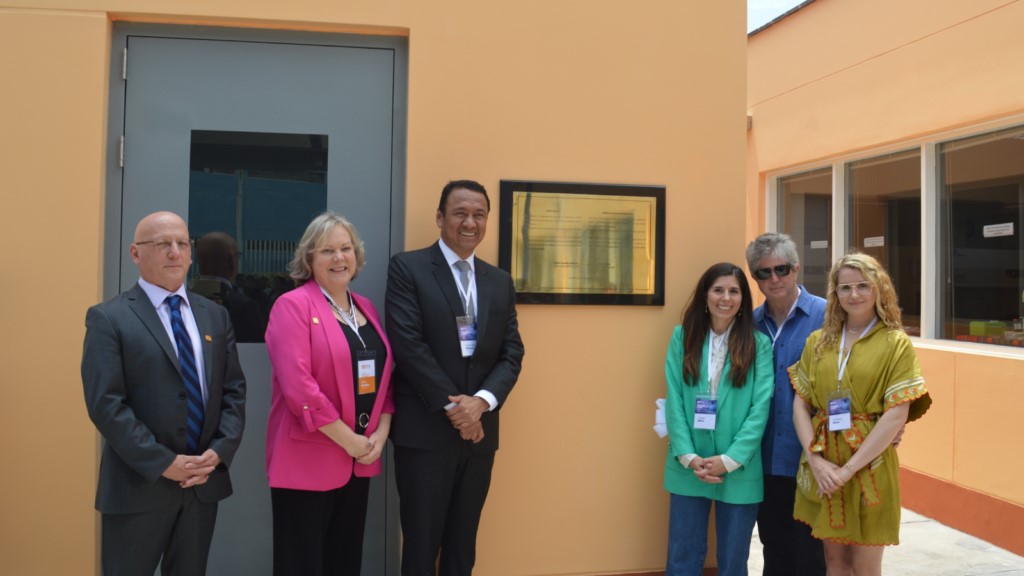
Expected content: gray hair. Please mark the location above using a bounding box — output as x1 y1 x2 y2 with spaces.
745 232 800 272
288 211 366 282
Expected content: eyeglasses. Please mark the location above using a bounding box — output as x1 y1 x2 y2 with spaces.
836 282 873 297
752 264 794 280
136 239 193 253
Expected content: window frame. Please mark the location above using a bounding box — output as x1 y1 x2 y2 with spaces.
764 113 1024 356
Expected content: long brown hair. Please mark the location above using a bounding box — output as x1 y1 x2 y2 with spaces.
681 263 757 387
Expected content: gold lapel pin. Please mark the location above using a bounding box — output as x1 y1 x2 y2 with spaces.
313 317 320 324
204 335 212 342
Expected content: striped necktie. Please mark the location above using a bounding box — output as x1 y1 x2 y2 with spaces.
167 295 204 453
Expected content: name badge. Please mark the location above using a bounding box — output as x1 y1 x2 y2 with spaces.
357 349 377 395
694 395 717 430
457 315 477 357
828 390 852 432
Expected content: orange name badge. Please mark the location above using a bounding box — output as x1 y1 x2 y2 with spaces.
357 350 376 395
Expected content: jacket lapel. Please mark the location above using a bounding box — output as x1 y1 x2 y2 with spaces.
430 243 466 317
189 295 214 392
126 284 179 373
304 281 355 423
474 262 491 340
717 353 734 407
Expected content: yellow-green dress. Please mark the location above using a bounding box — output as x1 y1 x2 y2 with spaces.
788 325 931 545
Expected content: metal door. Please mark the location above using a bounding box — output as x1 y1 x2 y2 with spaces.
105 23 406 575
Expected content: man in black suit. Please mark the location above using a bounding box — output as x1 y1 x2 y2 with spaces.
386 180 525 576
82 211 246 576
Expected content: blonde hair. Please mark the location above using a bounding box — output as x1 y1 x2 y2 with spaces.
287 211 366 283
815 252 903 356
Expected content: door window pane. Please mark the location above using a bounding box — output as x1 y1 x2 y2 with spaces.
940 125 1024 348
847 150 921 334
189 130 328 342
780 167 832 298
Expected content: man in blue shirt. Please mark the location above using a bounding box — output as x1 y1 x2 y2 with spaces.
746 233 826 576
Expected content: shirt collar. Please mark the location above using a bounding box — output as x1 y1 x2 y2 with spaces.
138 277 190 309
794 285 817 315
438 238 475 270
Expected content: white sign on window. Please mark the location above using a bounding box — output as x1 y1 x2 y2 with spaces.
810 240 829 249
864 236 885 248
983 222 1014 238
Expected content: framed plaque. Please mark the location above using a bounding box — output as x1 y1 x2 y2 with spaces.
498 180 665 305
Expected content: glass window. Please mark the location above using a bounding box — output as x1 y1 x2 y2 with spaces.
939 125 1024 348
779 167 832 298
847 150 921 334
188 130 328 343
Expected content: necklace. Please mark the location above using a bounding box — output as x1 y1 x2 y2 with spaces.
328 295 357 325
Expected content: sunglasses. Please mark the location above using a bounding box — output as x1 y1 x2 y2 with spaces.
752 264 794 280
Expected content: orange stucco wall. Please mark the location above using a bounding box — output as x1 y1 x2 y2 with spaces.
747 0 1024 536
0 2 746 574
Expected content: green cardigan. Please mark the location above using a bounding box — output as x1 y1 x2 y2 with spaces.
663 325 774 504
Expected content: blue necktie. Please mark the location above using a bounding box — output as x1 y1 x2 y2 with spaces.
167 295 204 453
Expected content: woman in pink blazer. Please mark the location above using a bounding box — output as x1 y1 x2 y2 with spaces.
265 212 394 576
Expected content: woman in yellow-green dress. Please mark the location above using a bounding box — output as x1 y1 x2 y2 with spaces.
789 253 931 576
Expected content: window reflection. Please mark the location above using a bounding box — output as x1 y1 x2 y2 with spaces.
940 126 1024 348
188 130 328 343
847 150 921 334
780 167 832 298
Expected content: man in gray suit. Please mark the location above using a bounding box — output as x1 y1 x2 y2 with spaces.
82 211 246 576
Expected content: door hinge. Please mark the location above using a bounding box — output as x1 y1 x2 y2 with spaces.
122 48 127 80
119 135 124 168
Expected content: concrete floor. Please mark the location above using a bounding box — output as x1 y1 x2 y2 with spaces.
747 509 1024 575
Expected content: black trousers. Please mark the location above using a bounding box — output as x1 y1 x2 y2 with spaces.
756 474 826 576
394 443 495 576
271 478 371 576
101 489 218 576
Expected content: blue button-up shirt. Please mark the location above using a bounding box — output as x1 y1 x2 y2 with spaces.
753 286 826 478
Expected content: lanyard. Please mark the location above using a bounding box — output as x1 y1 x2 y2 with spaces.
836 317 878 389
705 323 733 396
762 287 801 348
320 285 366 349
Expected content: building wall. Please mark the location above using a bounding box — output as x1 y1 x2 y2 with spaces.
0 2 747 574
747 0 1024 554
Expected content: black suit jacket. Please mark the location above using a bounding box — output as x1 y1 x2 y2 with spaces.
82 283 246 514
386 243 524 452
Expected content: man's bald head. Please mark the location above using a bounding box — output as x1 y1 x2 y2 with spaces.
129 211 192 291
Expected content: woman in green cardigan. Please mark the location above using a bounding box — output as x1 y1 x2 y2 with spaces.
663 262 774 576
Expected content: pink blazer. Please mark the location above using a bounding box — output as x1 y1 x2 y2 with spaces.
265 280 395 490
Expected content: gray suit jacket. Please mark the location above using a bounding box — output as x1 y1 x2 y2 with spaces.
386 242 524 452
82 283 246 514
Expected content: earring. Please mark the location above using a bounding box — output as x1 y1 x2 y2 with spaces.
737 309 742 317
705 305 709 314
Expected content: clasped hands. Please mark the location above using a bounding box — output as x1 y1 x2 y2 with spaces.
162 449 220 488
341 430 388 466
686 455 728 484
447 394 486 444
808 453 854 498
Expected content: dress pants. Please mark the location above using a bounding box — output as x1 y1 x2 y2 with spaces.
394 442 494 576
101 488 218 576
271 478 371 576
756 474 825 576
666 494 758 576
